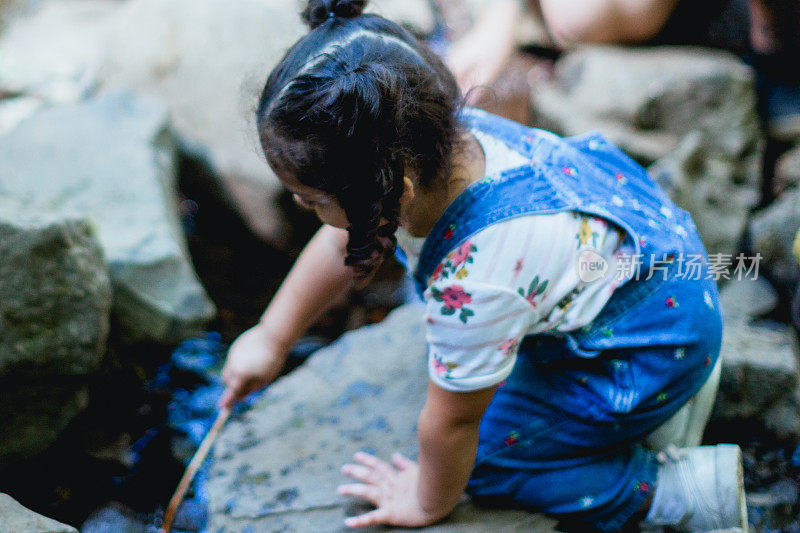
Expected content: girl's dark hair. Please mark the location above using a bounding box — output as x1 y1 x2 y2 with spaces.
256 0 461 281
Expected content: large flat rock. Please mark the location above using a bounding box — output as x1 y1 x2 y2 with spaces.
208 304 558 532
0 91 215 343
0 493 77 533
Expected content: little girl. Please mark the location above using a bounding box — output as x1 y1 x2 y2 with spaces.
219 1 747 530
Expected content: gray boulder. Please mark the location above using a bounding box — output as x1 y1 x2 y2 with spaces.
100 0 305 245
0 215 109 465
0 0 116 102
0 91 215 344
100 0 435 246
748 188 800 290
718 273 779 319
648 131 760 258
713 277 800 438
0 215 110 377
1 0 437 246
533 46 761 255
0 493 78 533
208 304 558 532
775 143 800 194
533 46 759 163
716 318 799 421
0 383 90 468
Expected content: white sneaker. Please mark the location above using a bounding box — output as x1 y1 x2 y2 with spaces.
643 445 749 532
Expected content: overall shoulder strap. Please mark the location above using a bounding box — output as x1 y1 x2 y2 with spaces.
413 165 569 297
459 107 556 156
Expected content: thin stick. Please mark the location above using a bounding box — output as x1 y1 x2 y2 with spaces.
160 406 231 533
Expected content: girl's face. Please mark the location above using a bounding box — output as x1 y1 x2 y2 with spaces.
277 170 350 229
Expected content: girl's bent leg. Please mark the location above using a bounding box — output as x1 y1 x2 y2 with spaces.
465 337 712 531
466 395 659 532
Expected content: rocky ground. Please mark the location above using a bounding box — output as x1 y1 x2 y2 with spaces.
1 0 800 532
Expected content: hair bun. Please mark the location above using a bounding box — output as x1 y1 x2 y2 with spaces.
302 0 369 29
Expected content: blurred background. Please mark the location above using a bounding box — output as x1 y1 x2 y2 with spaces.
0 0 799 531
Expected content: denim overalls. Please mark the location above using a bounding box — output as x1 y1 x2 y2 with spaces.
407 109 723 531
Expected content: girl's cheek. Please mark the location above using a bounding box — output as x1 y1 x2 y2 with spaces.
315 205 349 229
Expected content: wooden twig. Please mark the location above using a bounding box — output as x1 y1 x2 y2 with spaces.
160 406 231 533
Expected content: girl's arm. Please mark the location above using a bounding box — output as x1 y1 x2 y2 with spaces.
220 224 353 407
416 382 498 517
258 223 353 350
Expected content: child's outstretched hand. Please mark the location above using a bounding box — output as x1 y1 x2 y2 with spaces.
218 324 288 409
337 451 446 528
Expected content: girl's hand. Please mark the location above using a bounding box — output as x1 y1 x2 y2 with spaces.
337 452 449 528
218 324 288 409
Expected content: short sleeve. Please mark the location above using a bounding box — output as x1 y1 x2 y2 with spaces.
424 279 538 392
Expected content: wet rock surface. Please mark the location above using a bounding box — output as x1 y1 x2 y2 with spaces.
0 214 110 466
0 493 78 533
0 91 215 344
207 304 559 532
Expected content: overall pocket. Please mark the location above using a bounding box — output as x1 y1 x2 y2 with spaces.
570 258 710 352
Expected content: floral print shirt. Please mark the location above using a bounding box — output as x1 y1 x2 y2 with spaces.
396 129 633 392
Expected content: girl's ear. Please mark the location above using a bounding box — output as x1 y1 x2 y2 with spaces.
400 176 415 208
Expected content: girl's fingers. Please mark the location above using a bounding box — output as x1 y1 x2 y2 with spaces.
353 451 393 475
337 483 381 505
390 452 415 470
344 508 388 528
341 463 378 484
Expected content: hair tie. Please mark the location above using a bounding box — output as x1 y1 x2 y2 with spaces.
328 11 336 19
